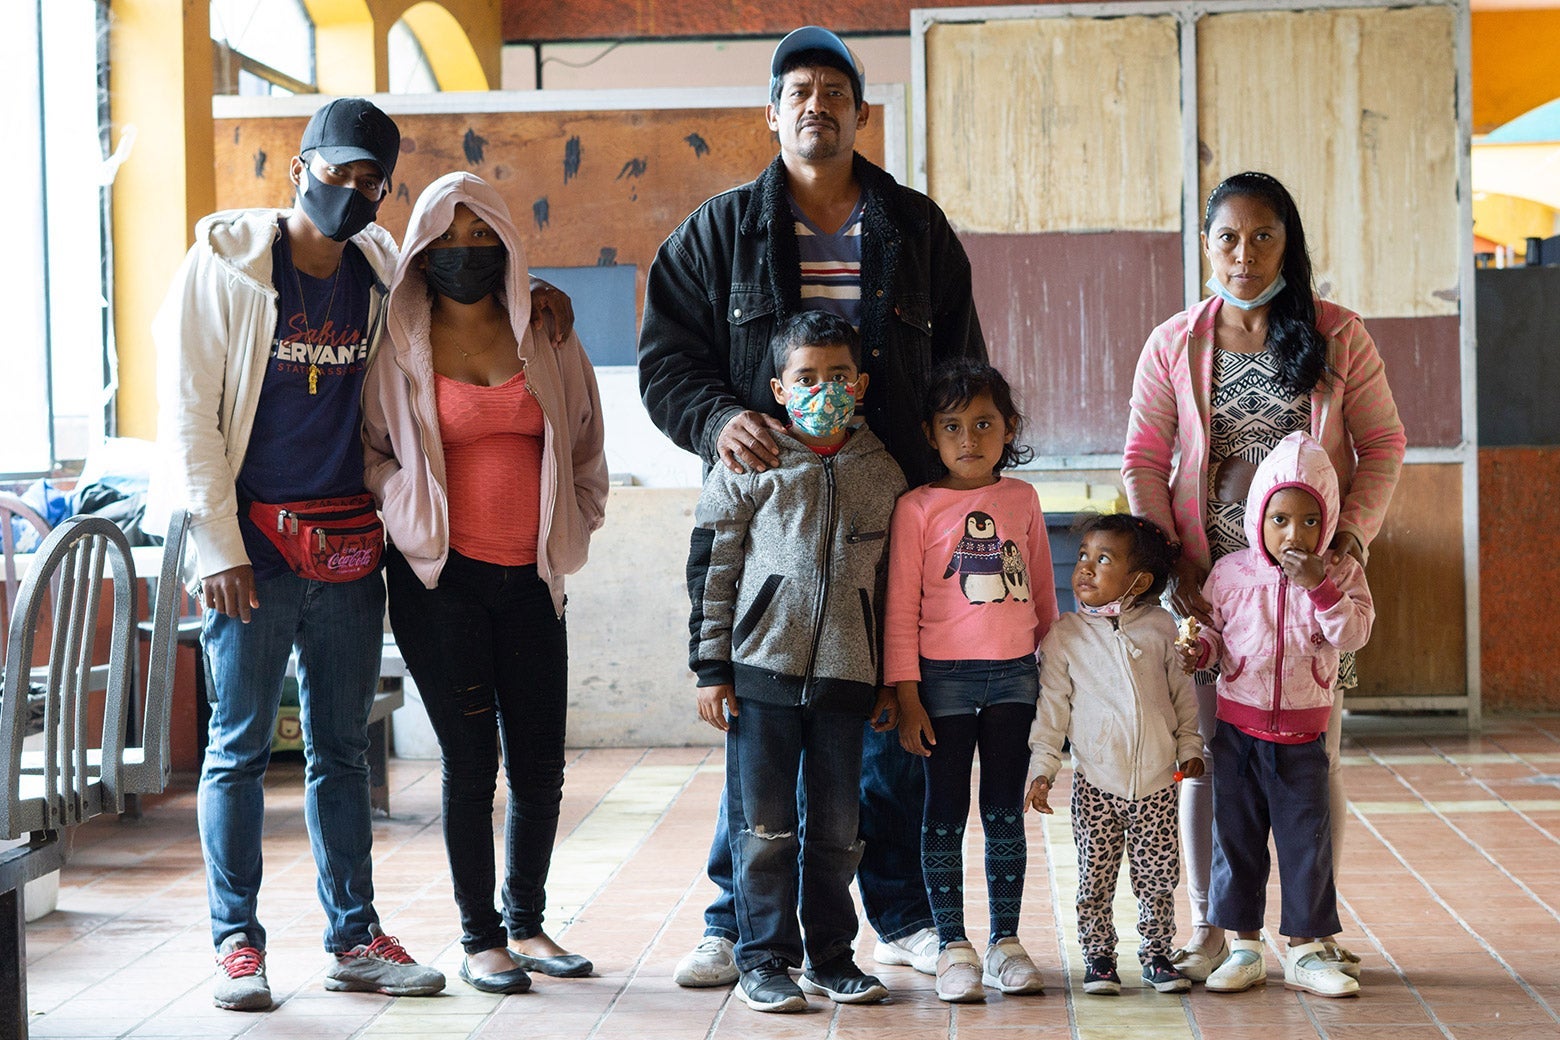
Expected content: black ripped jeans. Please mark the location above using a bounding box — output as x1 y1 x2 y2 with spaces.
386 546 569 954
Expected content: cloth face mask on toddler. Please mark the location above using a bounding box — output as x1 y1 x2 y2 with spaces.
784 379 859 439
1077 574 1145 620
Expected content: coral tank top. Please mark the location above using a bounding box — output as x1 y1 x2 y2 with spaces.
435 369 543 566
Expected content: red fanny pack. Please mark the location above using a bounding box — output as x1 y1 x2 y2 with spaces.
248 494 384 583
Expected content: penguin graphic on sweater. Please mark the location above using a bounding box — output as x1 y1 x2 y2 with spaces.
999 539 1031 602
944 511 1007 603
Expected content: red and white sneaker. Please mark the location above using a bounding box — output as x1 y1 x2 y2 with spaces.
325 924 445 996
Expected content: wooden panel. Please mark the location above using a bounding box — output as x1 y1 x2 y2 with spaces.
925 16 1182 233
1479 448 1560 710
1351 463 1466 700
214 108 885 327
505 1 1019 42
1197 7 1459 318
1365 315 1461 448
964 231 1184 456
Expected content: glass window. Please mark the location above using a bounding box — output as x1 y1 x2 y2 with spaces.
211 0 313 95
389 18 438 94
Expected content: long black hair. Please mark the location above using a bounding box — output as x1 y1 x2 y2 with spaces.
1203 171 1331 396
921 358 1033 473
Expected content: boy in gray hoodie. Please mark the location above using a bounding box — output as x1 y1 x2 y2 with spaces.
686 311 905 1012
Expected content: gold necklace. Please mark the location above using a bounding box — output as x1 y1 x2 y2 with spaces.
291 253 343 396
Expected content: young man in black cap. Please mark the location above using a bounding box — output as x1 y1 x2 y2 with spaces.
638 26 986 1011
145 96 438 1012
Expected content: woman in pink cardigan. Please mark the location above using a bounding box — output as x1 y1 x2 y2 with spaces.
1122 171 1404 983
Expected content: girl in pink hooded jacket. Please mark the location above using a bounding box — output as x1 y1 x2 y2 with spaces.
1182 432 1372 999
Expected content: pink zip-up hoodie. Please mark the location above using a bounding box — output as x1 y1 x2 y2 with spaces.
361 172 607 616
1197 432 1374 738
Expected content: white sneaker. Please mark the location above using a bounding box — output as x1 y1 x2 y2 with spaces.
674 935 738 988
873 926 939 975
1285 941 1360 998
1205 938 1267 993
982 937 1044 995
1319 940 1363 979
1169 939 1230 982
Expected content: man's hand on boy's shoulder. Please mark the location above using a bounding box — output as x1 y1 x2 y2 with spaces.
696 683 738 731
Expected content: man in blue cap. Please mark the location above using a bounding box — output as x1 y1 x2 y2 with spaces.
146 96 437 1013
638 26 986 1012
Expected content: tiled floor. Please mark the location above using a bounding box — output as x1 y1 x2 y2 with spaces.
19 713 1560 1039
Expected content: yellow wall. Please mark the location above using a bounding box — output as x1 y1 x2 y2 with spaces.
111 1 500 438
1472 11 1560 135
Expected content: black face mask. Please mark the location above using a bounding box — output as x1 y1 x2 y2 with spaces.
297 167 381 242
422 245 507 305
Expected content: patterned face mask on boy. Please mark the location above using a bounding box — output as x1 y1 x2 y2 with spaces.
784 379 859 438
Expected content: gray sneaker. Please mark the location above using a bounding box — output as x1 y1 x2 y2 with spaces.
213 932 272 1011
325 924 446 996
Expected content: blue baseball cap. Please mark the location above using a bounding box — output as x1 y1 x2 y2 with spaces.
770 26 865 100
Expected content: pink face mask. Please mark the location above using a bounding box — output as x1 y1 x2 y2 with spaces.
1076 574 1144 619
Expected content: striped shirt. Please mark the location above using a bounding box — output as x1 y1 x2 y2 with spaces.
791 193 864 326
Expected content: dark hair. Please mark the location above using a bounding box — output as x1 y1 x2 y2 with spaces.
769 310 863 374
1074 513 1180 600
1202 171 1331 396
770 47 863 107
921 359 1033 473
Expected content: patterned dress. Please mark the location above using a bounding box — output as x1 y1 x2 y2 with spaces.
1195 349 1358 689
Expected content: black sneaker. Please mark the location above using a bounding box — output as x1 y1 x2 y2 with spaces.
1141 953 1192 993
1083 955 1121 996
799 952 889 1004
739 960 807 1013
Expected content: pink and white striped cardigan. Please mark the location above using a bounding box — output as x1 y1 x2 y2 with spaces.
1122 294 1406 572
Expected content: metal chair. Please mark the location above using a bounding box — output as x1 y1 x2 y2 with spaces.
0 492 52 666
1 515 139 1039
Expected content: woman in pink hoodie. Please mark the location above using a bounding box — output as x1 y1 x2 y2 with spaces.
1122 172 1404 982
1180 431 1372 998
362 172 607 994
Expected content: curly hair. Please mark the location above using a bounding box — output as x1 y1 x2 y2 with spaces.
1074 512 1180 600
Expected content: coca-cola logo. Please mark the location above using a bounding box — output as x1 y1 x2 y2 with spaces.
328 546 379 571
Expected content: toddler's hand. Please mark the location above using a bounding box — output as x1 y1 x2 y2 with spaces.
1025 776 1053 814
696 683 737 732
1175 638 1203 675
1179 757 1206 780
1279 547 1326 590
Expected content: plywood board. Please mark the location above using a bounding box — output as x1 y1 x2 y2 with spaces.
964 230 1184 455
925 16 1182 233
1197 6 1460 318
1351 462 1466 699
214 107 885 326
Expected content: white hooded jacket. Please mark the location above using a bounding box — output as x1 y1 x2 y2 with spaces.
143 209 397 583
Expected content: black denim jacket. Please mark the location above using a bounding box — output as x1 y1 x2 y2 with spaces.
637 153 986 487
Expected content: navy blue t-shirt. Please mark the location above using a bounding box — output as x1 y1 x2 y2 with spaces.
236 219 375 579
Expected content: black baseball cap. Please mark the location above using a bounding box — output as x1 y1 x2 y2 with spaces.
299 97 400 180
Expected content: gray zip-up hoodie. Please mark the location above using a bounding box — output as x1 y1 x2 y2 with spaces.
687 426 906 714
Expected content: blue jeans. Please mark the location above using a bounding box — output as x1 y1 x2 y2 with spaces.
386 548 568 954
198 570 385 953
705 720 933 944
727 698 865 970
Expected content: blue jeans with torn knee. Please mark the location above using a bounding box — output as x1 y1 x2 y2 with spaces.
727 697 865 971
